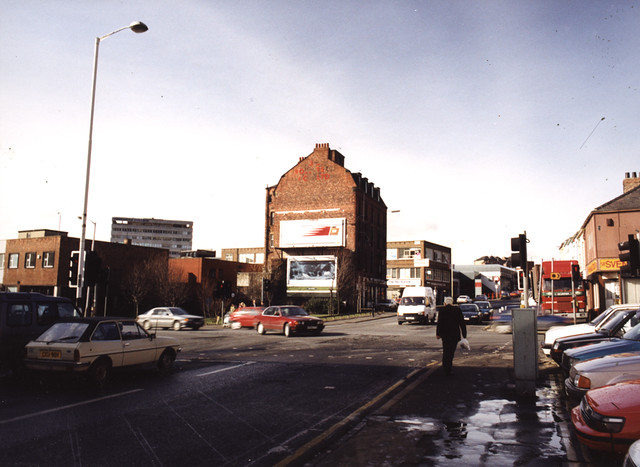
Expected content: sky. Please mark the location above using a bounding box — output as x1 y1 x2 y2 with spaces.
1 1 639 265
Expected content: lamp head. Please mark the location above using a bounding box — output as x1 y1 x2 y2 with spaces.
129 21 148 33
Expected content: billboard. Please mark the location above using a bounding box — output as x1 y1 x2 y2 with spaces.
287 255 337 295
279 218 346 248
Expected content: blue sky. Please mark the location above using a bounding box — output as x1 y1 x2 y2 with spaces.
1 1 639 264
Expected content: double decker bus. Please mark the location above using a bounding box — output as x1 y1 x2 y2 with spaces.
540 260 587 321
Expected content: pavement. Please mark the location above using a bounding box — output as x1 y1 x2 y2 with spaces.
280 329 623 467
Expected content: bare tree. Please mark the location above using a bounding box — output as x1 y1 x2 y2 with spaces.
123 260 155 316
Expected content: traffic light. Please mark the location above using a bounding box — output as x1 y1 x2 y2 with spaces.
69 251 80 287
263 278 271 292
571 263 581 282
84 251 102 287
619 234 640 277
510 233 528 272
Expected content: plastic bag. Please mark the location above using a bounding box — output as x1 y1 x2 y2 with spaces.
459 338 470 350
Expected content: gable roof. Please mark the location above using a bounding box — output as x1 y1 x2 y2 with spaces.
593 184 640 212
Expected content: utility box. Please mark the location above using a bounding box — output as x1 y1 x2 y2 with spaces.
512 308 538 382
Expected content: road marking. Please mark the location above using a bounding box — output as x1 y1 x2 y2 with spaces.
0 388 143 425
196 361 255 377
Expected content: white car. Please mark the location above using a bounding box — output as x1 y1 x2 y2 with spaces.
542 304 638 356
137 307 205 331
565 351 640 401
24 317 181 386
456 295 472 304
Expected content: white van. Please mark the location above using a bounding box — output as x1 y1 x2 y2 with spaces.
397 286 437 325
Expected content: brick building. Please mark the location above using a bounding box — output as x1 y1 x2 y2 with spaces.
264 143 387 311
1 229 168 316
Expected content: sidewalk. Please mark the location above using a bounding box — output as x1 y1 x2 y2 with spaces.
300 340 619 466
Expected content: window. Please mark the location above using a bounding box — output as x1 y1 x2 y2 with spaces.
120 321 146 340
0 253 4 269
42 251 55 268
25 252 36 269
92 322 121 341
7 303 32 326
37 303 57 326
398 248 421 259
8 253 19 269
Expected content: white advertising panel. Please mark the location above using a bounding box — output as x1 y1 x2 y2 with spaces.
280 218 345 248
287 255 337 294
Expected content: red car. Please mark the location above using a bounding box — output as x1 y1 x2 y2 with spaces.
228 307 265 329
255 305 324 337
571 379 640 454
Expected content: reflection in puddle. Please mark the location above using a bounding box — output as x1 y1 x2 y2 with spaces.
393 389 566 464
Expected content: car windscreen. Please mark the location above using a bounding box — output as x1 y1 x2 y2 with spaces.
282 307 308 316
35 322 90 343
460 305 477 312
597 309 635 332
623 320 640 340
401 297 425 305
169 308 188 315
476 302 490 309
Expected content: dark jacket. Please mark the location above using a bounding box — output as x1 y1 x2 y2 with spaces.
436 304 467 340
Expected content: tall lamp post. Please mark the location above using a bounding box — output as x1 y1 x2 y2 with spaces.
77 21 148 313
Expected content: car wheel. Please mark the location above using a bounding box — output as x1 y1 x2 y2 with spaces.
88 358 110 388
397 321 403 325
283 323 292 337
142 320 151 330
172 321 182 331
192 325 201 331
257 322 266 335
157 349 176 374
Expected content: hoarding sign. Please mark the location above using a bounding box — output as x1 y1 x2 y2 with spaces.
287 255 337 294
280 218 345 248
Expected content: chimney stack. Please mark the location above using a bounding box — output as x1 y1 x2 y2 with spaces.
623 171 640 193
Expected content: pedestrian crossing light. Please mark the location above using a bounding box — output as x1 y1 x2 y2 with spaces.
510 233 528 273
69 251 80 287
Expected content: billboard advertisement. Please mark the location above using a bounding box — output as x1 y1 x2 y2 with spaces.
279 218 346 248
287 255 337 295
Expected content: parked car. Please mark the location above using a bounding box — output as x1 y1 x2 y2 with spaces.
228 307 266 329
456 295 472 304
474 294 488 302
474 301 492 321
460 303 482 324
0 292 81 373
572 379 640 454
565 351 640 401
551 307 640 366
375 299 398 312
624 439 640 466
542 304 631 356
562 321 640 372
24 317 181 386
255 306 324 337
137 307 205 331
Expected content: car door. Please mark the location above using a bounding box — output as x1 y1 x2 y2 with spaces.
89 321 125 367
261 307 281 331
119 321 158 366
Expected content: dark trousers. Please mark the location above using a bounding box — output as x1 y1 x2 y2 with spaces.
441 337 458 374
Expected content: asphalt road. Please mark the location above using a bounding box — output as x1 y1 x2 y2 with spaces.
0 314 509 466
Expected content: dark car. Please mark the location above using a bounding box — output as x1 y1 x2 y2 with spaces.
474 301 492 321
460 303 482 324
375 299 398 312
552 307 640 367
255 305 324 337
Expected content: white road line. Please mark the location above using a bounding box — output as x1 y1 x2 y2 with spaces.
196 361 256 377
0 388 144 425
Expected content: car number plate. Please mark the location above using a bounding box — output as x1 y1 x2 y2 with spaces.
308 325 318 330
40 350 61 359
406 317 414 320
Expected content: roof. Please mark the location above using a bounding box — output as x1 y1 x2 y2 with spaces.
593 184 640 212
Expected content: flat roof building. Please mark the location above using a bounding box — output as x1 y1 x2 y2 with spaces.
111 217 193 258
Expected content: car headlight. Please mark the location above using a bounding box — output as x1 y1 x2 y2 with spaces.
581 398 625 433
553 342 561 350
574 374 591 389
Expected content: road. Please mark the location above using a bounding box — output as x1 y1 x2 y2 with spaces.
0 314 510 466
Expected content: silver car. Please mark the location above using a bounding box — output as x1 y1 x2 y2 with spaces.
565 351 640 401
137 307 204 331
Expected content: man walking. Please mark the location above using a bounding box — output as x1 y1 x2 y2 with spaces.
436 296 467 376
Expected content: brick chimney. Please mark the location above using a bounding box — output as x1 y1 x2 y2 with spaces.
623 172 640 193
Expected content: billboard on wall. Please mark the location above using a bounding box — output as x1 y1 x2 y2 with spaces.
280 218 346 248
287 255 337 294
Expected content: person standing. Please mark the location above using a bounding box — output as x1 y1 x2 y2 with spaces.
436 296 467 376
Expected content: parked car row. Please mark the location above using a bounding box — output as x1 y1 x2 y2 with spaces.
542 303 640 456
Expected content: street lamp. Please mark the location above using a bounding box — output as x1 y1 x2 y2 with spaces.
77 21 148 313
